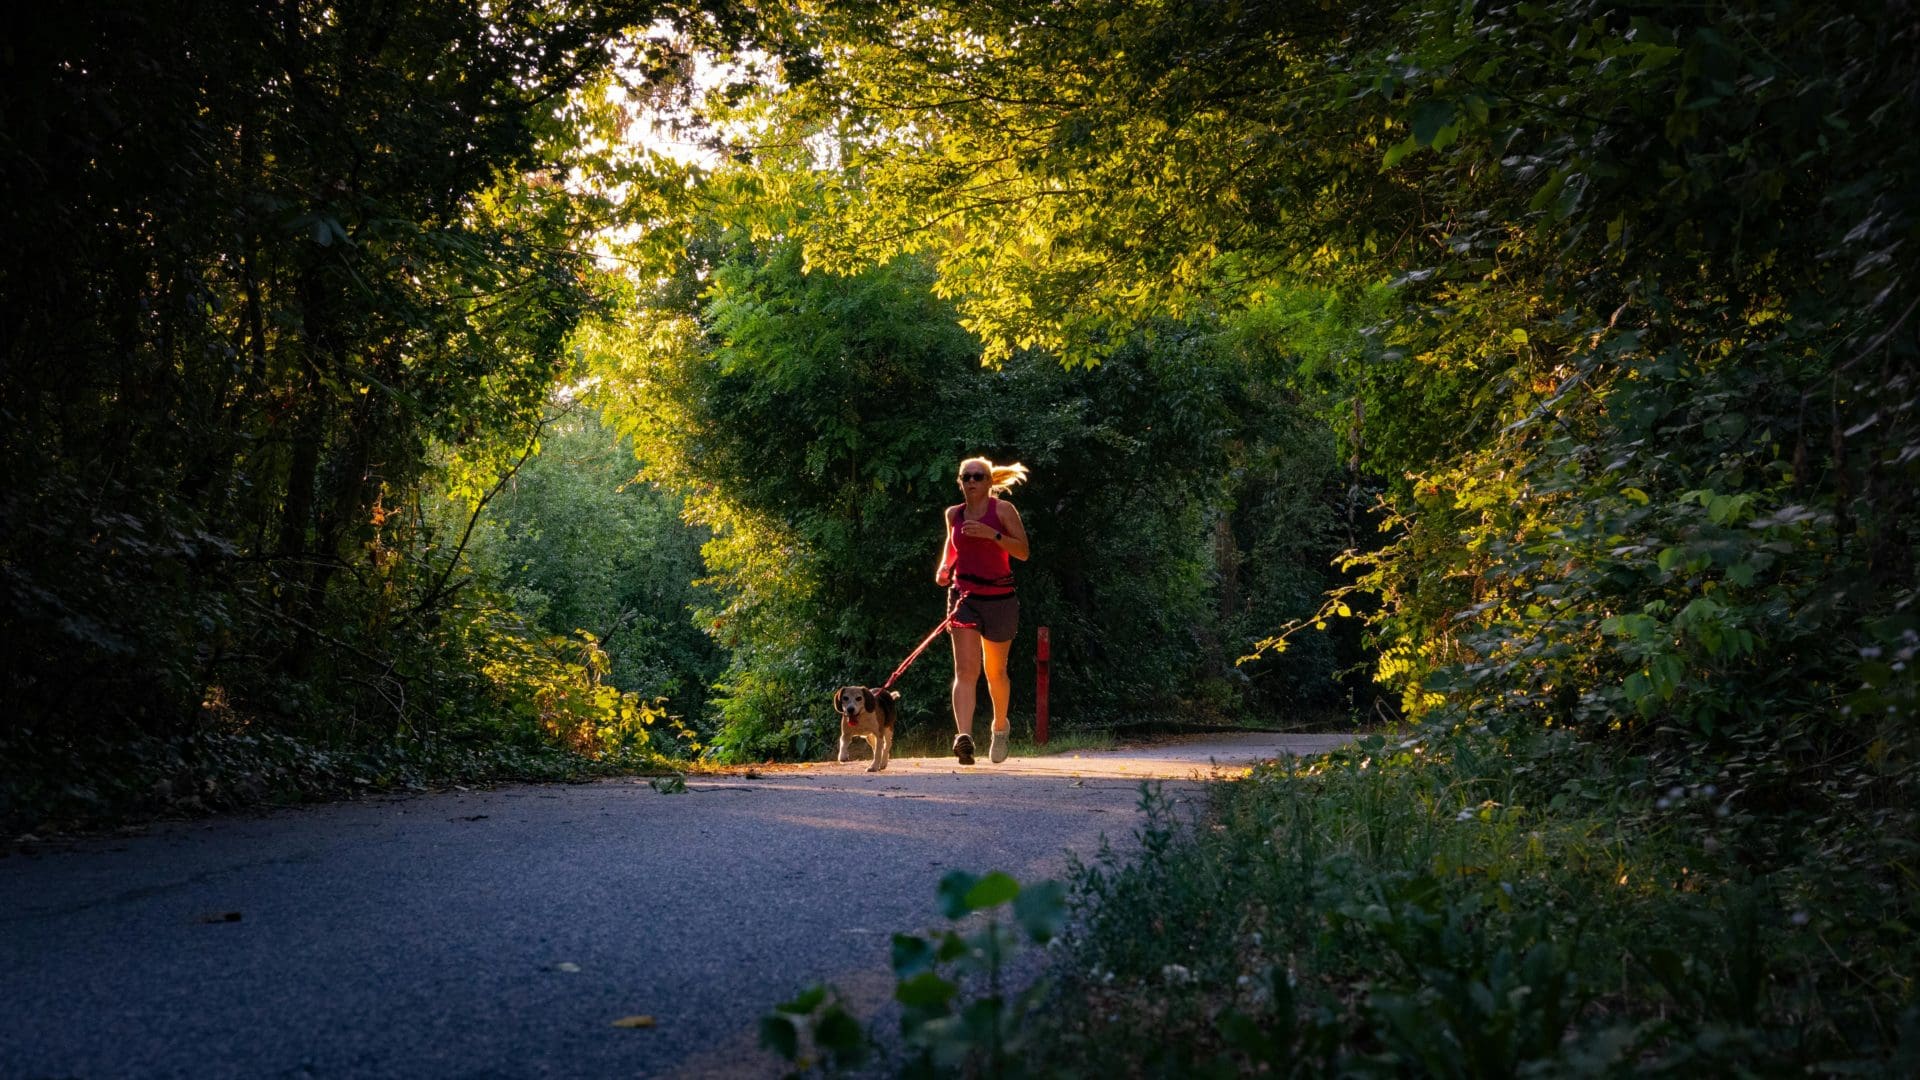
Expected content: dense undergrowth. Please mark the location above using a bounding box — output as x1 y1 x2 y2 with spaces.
0 728 676 836
759 722 1914 1078
1038 731 1918 1076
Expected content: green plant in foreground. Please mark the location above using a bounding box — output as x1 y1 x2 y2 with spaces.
761 984 869 1078
763 869 1068 1078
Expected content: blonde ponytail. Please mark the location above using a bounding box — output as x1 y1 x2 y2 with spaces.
960 456 1029 496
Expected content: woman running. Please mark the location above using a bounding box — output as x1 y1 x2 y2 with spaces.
934 456 1031 764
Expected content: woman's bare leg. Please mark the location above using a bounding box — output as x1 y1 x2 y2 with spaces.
982 637 1013 732
950 626 983 736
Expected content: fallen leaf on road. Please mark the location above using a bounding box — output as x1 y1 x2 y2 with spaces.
610 1015 656 1029
554 962 581 973
455 814 488 822
196 911 243 923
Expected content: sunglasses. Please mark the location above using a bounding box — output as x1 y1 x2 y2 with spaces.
958 472 988 482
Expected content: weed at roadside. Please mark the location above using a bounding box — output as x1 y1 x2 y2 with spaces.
763 869 1070 1078
1030 732 1917 1075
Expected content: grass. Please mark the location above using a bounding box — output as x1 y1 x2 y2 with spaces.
1011 727 1920 1076
1007 729 1120 757
0 726 688 836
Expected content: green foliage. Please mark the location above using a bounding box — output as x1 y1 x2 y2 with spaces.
461 409 720 727
763 869 1068 1078
728 0 1920 817
0 721 667 835
736 0 1403 365
1325 0 1920 776
1032 737 1916 1075
4 0 599 710
440 591 675 758
600 243 994 757
596 237 1355 758
0 3 752 822
696 3 1917 1070
761 984 871 1077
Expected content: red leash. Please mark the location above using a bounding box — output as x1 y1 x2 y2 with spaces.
881 591 974 690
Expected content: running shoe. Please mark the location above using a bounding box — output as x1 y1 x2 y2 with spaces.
953 733 976 765
989 728 1009 763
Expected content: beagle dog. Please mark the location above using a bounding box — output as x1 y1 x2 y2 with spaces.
834 686 897 772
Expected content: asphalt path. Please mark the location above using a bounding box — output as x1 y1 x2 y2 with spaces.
1 732 1350 1079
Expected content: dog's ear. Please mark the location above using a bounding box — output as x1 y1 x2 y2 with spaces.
860 688 875 712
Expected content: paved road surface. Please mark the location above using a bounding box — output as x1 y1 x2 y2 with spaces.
1 733 1350 1079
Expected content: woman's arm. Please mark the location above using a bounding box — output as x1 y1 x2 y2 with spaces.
935 506 958 584
996 501 1031 561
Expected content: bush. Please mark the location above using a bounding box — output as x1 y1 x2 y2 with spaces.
1030 732 1918 1075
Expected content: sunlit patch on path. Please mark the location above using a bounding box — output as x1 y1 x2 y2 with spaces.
775 731 1356 781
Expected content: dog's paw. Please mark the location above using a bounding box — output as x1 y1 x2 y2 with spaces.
868 760 887 772
838 753 851 763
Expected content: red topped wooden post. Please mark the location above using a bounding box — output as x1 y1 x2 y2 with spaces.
1035 626 1051 747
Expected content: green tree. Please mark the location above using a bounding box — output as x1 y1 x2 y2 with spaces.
0 2 750 803
464 410 720 723
596 229 1352 757
724 0 1918 778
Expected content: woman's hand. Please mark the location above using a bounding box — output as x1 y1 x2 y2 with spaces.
957 520 999 540
935 566 954 586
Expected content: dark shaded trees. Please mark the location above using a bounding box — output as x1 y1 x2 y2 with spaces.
0 2 716 745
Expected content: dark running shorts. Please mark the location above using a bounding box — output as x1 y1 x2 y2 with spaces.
950 590 1020 643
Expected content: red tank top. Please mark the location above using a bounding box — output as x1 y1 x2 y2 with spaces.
943 497 1014 596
